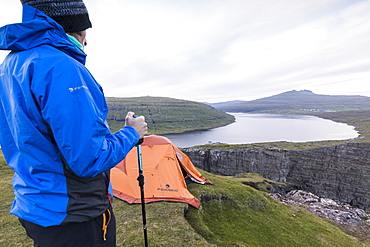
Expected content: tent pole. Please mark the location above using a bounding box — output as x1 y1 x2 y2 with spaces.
136 138 148 247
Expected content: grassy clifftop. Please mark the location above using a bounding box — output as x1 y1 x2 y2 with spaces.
0 154 365 246
106 96 235 134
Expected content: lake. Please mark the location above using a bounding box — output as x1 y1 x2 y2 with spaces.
163 113 359 148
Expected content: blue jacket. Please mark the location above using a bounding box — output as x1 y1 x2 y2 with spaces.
0 5 140 227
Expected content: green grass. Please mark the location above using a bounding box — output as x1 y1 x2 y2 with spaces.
186 171 365 247
106 96 235 134
0 152 366 246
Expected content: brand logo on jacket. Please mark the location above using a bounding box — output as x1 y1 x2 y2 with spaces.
69 85 88 92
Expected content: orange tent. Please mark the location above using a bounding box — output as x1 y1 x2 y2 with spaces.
111 135 212 208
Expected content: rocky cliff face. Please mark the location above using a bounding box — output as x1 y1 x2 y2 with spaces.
182 143 370 211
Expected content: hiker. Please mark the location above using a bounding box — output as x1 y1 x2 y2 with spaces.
0 0 148 246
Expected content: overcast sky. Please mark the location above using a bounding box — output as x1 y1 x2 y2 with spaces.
1 0 370 103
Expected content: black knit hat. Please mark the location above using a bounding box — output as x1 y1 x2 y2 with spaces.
21 0 92 32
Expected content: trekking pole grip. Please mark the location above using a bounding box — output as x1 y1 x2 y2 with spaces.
133 115 144 146
136 138 144 146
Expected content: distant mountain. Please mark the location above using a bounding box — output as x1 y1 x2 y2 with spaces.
211 90 370 113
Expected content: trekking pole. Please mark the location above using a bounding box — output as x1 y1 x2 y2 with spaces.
136 137 148 246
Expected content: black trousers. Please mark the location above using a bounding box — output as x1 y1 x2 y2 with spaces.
19 208 116 247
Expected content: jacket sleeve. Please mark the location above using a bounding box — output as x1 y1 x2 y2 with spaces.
31 55 140 178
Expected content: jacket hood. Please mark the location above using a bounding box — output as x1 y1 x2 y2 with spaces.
0 4 86 64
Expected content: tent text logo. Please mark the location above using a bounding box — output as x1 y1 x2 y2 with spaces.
158 184 178 192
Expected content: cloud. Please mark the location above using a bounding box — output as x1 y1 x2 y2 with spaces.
1 0 370 102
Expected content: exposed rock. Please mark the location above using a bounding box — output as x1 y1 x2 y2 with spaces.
269 190 370 227
182 142 370 211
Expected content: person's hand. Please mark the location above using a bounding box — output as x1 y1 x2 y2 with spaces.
125 112 148 139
